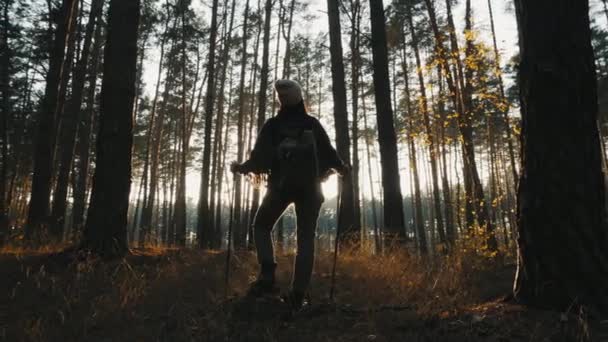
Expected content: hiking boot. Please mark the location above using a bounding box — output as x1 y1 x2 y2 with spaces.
247 262 278 297
281 290 307 312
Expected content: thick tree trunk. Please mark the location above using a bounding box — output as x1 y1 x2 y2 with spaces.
82 0 139 257
26 0 79 239
514 0 608 313
327 0 356 242
368 0 405 241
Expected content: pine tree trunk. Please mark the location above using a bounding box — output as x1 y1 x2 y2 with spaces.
368 0 405 242
207 0 230 245
197 0 219 249
424 0 496 249
234 0 250 249
0 1 12 242
51 0 104 239
327 0 356 243
361 75 381 253
349 0 362 241
487 0 518 184
514 0 608 313
281 0 295 78
72 12 104 235
137 0 171 244
173 0 191 247
248 0 273 247
436 65 455 244
81 0 140 257
405 6 446 248
245 11 262 248
27 0 79 240
212 0 236 247
402 54 427 256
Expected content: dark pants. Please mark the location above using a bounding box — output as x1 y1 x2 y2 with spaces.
253 189 323 293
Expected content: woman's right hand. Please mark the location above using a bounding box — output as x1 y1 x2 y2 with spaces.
230 161 243 174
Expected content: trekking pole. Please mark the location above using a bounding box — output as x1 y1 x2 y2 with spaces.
224 172 238 299
329 174 343 302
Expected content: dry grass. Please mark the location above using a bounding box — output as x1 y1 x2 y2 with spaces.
0 241 603 341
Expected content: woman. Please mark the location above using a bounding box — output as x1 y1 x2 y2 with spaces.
231 79 348 310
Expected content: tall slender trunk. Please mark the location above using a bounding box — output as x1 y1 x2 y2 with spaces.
245 5 262 247
436 65 455 244
401 51 427 256
72 12 104 235
207 0 230 243
487 0 518 184
248 0 273 247
361 78 381 253
349 0 362 240
423 0 495 249
27 0 79 239
234 0 250 249
197 0 219 248
281 0 296 78
327 0 356 242
141 46 176 245
138 0 172 242
404 5 446 248
173 0 191 247
51 0 105 239
212 0 236 247
0 1 12 241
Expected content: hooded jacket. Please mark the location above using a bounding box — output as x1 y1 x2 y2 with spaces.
240 104 344 191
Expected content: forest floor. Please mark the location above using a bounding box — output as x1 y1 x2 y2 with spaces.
0 244 606 341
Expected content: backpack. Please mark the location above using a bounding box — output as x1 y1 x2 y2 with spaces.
276 127 319 191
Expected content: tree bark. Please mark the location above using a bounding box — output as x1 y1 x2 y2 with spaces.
361 87 381 253
82 0 140 257
248 0 273 247
138 0 172 245
487 0 518 184
514 0 608 313
368 0 405 241
348 0 363 242
51 0 105 239
0 1 12 242
234 0 250 248
197 0 219 249
327 0 356 242
173 0 191 247
404 4 446 249
26 0 79 240
72 9 104 235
